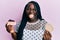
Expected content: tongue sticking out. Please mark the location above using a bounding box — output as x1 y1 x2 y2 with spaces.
29 14 34 19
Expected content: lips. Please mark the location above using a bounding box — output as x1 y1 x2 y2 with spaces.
29 14 34 19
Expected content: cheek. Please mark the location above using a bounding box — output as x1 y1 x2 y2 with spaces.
33 11 37 15
26 10 30 15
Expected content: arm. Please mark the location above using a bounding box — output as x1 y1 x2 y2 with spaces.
11 32 17 40
5 24 17 40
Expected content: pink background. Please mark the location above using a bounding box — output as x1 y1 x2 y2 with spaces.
0 0 60 40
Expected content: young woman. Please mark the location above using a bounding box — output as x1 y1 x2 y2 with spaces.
5 1 52 40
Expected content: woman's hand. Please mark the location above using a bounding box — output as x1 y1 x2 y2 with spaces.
5 20 16 33
5 24 15 33
5 22 17 40
43 30 52 40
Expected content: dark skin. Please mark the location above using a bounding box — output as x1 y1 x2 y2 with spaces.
5 22 17 40
26 3 38 23
26 3 52 40
5 3 52 40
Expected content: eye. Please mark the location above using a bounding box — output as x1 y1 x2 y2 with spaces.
26 8 29 10
33 9 36 11
26 6 30 10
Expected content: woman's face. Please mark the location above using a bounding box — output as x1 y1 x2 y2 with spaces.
26 3 37 19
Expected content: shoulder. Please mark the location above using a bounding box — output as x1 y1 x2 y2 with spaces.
41 19 47 25
41 19 53 32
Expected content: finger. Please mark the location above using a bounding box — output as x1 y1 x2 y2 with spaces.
43 30 52 39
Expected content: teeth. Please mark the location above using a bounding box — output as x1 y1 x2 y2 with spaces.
29 14 34 18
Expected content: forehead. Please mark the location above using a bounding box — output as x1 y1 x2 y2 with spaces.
28 3 34 6
27 3 35 8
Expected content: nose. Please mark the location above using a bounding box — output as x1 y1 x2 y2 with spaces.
30 10 33 14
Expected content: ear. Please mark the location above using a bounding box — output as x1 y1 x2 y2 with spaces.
45 23 53 32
